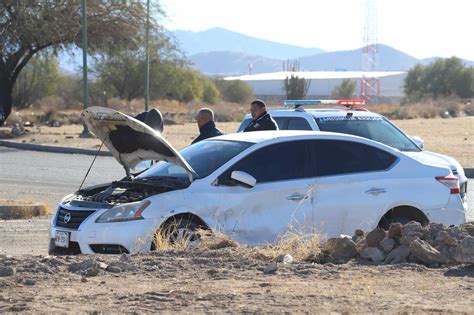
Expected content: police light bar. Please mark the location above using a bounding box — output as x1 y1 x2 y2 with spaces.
284 99 366 107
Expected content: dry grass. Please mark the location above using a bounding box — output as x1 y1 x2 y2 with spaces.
151 221 320 263
2 116 471 166
249 229 322 262
367 100 470 119
0 199 48 219
394 117 474 167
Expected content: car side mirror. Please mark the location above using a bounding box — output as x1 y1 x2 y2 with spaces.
411 136 424 150
230 171 256 188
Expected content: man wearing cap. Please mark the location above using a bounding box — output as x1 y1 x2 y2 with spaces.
243 99 278 132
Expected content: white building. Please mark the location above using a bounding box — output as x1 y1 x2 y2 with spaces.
224 71 407 99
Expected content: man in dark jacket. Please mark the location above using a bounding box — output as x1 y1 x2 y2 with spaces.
191 108 224 144
243 99 278 132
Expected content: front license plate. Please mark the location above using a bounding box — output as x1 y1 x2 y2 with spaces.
55 231 70 248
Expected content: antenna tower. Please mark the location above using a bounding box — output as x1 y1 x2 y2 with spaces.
360 0 379 103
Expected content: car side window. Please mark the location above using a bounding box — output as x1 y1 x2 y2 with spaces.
219 140 315 184
310 140 397 176
287 118 312 131
238 117 289 131
273 117 289 130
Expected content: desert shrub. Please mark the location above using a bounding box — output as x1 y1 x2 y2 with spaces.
416 104 438 119
4 111 22 126
202 80 220 104
464 102 474 116
442 102 461 117
35 95 67 110
387 107 410 120
214 79 254 104
65 112 82 125
250 229 321 262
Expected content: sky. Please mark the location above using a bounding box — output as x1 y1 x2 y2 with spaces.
160 0 474 60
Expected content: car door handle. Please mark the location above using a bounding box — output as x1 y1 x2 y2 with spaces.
365 188 387 195
286 194 308 201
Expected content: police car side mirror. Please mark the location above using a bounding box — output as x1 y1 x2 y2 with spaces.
231 171 256 188
411 136 424 150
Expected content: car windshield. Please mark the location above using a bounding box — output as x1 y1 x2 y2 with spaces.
137 140 254 180
315 116 421 152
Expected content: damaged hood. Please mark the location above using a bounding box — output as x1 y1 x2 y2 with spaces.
82 107 196 176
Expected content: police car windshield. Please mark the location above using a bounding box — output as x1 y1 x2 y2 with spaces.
315 116 421 152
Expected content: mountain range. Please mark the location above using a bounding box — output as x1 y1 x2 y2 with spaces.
59 27 473 76
172 27 473 75
170 27 325 60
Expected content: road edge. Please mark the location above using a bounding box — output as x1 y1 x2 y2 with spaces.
0 140 112 157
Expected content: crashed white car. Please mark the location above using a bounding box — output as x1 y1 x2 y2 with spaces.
49 107 468 254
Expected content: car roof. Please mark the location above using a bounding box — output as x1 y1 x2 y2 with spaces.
242 107 383 120
208 130 374 144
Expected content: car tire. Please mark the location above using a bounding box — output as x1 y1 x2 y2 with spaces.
152 218 201 249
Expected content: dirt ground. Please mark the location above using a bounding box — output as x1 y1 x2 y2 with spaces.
1 117 473 166
1 249 473 313
1 116 473 313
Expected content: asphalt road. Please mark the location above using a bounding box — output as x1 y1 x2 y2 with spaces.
0 147 472 256
0 147 123 210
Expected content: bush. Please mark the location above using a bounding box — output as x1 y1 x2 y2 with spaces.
443 102 461 117
202 80 220 104
464 102 474 116
214 79 253 104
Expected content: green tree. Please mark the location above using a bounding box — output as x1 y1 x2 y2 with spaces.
454 67 474 99
94 27 185 100
214 79 254 104
404 64 426 102
12 51 59 108
202 79 220 104
283 60 311 99
0 1 151 125
330 79 356 99
404 57 473 101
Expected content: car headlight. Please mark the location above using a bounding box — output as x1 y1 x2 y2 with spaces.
96 200 150 223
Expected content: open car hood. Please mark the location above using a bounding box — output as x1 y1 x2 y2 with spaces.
82 107 196 177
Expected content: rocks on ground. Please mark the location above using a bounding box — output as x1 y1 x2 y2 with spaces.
347 221 474 266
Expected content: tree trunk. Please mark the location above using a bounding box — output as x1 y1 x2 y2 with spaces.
0 77 13 126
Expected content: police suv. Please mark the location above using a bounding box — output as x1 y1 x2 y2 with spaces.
237 99 468 205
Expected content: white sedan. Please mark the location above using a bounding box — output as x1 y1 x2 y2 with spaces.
49 107 468 254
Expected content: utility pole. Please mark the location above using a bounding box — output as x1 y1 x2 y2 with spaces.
81 0 89 136
144 0 150 112
360 0 379 104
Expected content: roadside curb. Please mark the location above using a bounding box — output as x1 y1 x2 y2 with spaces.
0 140 112 157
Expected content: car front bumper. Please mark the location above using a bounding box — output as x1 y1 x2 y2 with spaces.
49 205 159 255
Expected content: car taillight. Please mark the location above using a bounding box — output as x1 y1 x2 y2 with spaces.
435 176 460 194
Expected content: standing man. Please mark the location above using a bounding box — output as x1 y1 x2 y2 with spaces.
191 108 224 144
243 99 278 132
